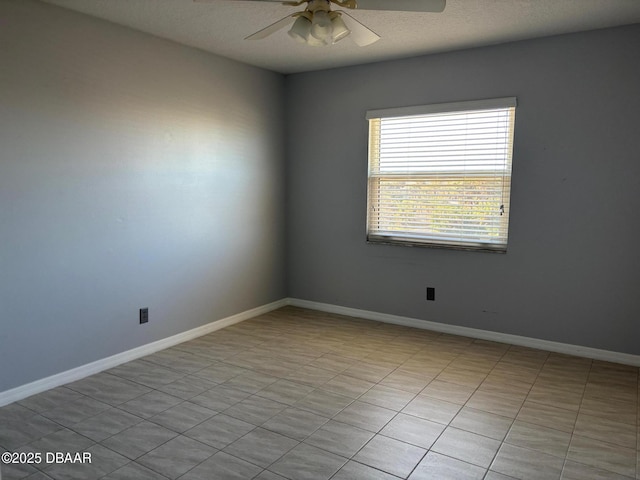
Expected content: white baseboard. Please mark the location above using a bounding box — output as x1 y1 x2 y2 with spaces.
287 298 640 367
0 299 288 407
3 297 637 407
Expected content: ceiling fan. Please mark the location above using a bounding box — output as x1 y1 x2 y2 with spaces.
199 0 446 47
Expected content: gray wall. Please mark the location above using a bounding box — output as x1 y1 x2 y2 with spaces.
285 25 640 354
0 0 286 391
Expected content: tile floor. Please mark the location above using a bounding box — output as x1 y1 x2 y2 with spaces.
1 306 639 480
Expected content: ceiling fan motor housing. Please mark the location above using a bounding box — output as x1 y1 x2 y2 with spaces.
307 0 332 13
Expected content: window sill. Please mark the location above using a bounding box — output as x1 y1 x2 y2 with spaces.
366 235 507 253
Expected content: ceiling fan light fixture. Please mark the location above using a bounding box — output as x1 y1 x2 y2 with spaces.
288 15 311 43
306 32 330 46
330 13 350 43
310 10 333 41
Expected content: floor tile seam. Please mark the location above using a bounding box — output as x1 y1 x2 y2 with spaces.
566 353 639 477
98 460 173 480
354 384 420 413
63 407 148 442
287 392 357 418
414 407 510 444
293 398 412 464
481 470 516 480
134 437 218 480
98 425 182 463
423 447 493 474
471 344 544 477
505 415 576 438
217 427 300 472
365 395 450 480
500 423 571 460
15 398 70 418
118 375 201 394
568 430 639 456
142 444 220 480
382 343 459 394
325 459 404 480
571 419 638 449
560 360 608 476
560 446 637 480
220 393 297 419
62 380 162 408
354 430 429 480
255 412 331 445
520 397 580 417
32 405 137 446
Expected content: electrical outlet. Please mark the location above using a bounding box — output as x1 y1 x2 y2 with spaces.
426 287 435 301
139 308 149 324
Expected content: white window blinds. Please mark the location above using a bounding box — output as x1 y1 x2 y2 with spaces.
366 97 516 252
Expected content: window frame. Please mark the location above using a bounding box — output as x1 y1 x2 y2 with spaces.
366 97 517 253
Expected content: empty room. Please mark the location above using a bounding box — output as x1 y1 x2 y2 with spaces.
1 0 639 479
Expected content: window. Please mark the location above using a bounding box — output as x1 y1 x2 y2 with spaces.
366 97 516 252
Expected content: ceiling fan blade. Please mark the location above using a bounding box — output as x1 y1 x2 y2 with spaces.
245 14 296 40
340 12 380 47
351 0 445 13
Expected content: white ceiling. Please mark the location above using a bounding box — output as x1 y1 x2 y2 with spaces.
42 0 640 74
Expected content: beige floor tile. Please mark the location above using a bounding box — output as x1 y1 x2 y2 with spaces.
269 443 347 480
536 370 589 388
398 361 448 378
450 407 513 441
365 349 414 365
579 397 637 426
491 443 564 480
436 367 486 389
485 472 519 480
358 384 416 411
304 420 374 458
380 413 445 449
402 394 462 425
293 388 354 418
567 434 637 478
561 460 636 480
284 366 337 388
306 354 355 373
353 434 426 478
379 370 433 394
342 362 395 383
448 357 496 374
480 373 534 395
431 426 501 468
573 412 637 448
332 461 402 480
466 390 524 418
500 346 549 367
526 384 584 412
332 401 396 433
515 400 577 433
4 307 640 480
421 379 476 404
504 420 571 458
491 362 540 381
321 374 375 398
254 379 315 405
409 451 486 480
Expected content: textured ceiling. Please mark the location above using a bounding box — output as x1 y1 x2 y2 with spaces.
42 0 640 74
